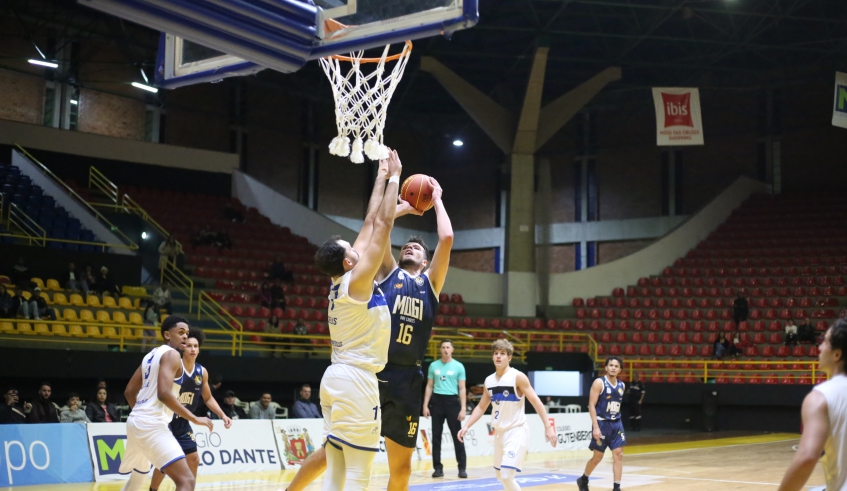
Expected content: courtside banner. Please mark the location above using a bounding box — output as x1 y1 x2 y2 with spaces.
0 423 93 487
652 87 704 146
87 420 281 481
832 72 847 129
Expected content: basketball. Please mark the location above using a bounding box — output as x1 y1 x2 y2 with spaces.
400 174 435 212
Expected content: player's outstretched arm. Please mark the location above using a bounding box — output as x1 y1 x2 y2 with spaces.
158 351 214 431
517 373 557 447
124 366 143 408
777 390 830 491
201 367 232 428
353 158 389 253
458 390 490 442
588 378 603 441
425 178 453 296
348 150 401 301
376 196 423 282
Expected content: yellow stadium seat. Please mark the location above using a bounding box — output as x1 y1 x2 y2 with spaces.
86 326 102 338
119 297 135 310
96 311 111 323
103 296 117 308
133 298 142 309
34 323 50 335
43 294 53 306
0 322 14 333
68 325 84 337
21 291 31 301
80 310 95 322
129 312 144 325
17 323 34 335
113 312 128 324
103 327 119 339
63 309 79 321
53 324 69 336
46 279 61 291
30 278 45 289
70 294 85 307
87 296 102 308
53 293 69 306
121 327 141 339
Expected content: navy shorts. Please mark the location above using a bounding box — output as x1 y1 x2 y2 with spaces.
588 419 626 453
170 418 198 455
377 365 424 449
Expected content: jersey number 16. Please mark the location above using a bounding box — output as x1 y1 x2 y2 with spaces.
395 323 414 345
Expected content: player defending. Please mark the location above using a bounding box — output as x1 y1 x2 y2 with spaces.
150 327 232 491
458 340 557 491
577 357 626 491
119 316 213 491
778 319 847 491
310 149 402 491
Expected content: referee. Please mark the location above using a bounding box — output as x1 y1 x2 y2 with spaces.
423 339 467 478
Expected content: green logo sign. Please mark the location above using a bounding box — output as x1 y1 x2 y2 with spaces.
94 436 126 474
836 85 847 113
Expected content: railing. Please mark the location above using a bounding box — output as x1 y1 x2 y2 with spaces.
8 204 46 246
88 166 119 207
608 358 826 383
0 319 155 353
196 291 243 355
161 262 194 313
14 145 138 250
0 192 6 224
122 194 183 253
428 330 598 362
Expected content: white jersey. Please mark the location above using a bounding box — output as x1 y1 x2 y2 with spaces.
327 270 391 373
485 367 527 431
814 374 847 491
129 345 186 427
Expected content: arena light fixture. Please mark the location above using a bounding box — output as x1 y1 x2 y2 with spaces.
452 139 464 147
141 231 148 240
28 59 58 68
70 99 78 105
131 82 158 93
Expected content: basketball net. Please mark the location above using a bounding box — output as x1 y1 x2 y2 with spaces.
319 41 412 163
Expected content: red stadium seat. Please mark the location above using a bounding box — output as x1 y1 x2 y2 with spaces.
518 319 530 329
761 346 775 357
639 345 652 356
560 320 571 330
632 332 644 343
684 345 697 357
669 345 682 356
768 332 782 344
646 333 659 343
792 346 807 357
661 332 673 344
677 332 690 344
752 333 766 344
744 346 759 356
692 332 704 344
615 332 628 343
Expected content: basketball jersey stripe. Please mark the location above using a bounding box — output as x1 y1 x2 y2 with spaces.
327 271 391 372
485 368 527 431
131 345 185 426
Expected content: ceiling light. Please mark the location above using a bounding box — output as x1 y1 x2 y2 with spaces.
131 82 158 93
452 139 464 147
70 100 78 105
28 59 58 68
141 231 148 240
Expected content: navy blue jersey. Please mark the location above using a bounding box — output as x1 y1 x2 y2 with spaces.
173 362 204 422
595 376 625 421
378 267 439 367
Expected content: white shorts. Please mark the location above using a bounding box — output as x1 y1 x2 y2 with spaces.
119 416 185 474
494 424 529 473
321 363 381 452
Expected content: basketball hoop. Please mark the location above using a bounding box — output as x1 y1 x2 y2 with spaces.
320 41 412 163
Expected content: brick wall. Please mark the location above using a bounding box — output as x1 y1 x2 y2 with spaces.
598 239 654 264
77 89 145 140
0 71 43 125
451 248 497 273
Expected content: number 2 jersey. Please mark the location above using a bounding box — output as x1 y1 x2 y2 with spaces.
485 367 527 431
377 267 439 367
595 376 625 421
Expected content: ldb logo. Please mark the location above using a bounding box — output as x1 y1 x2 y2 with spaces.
93 435 125 475
835 85 847 113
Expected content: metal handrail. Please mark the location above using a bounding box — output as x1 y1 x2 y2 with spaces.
197 291 244 355
13 145 138 250
160 262 194 313
610 358 825 383
8 204 46 246
88 166 118 205
122 194 183 253
0 318 155 352
0 232 133 252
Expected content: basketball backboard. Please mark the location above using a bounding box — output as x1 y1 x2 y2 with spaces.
80 0 478 89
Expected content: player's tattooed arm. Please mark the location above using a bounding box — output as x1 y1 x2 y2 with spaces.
458 389 490 442
517 373 557 447
123 366 143 408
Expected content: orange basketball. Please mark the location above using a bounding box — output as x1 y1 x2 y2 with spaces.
400 174 435 212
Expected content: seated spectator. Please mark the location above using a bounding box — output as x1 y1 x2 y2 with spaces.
268 257 293 283
95 267 120 298
61 262 89 295
83 265 97 292
785 318 799 346
798 316 816 344
249 392 276 419
259 282 274 308
9 257 30 288
294 319 310 358
0 285 15 318
733 332 749 351
732 290 749 326
152 282 173 315
216 390 248 420
86 388 119 422
158 235 181 270
291 384 321 419
0 386 27 424
265 314 284 358
726 332 741 357
223 202 245 223
715 333 734 359
59 393 89 423
141 300 159 352
192 224 216 249
271 280 286 310
19 288 57 320
26 383 59 423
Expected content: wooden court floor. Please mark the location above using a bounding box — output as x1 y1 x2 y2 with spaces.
7 432 826 491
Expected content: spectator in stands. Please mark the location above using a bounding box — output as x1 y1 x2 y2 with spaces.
157 235 181 270
152 282 173 315
785 318 799 346
83 265 97 292
265 314 284 358
26 382 59 423
192 224 216 249
798 316 816 344
733 332 749 351
20 288 57 320
141 300 159 351
9 257 30 288
290 384 321 419
249 392 276 419
294 319 310 358
268 257 293 283
217 390 248 420
59 393 89 423
0 386 27 424
86 388 119 422
61 262 89 295
467 390 477 414
95 267 120 298
259 282 274 308
726 332 741 357
715 333 731 359
223 202 245 223
0 285 14 318
732 290 749 327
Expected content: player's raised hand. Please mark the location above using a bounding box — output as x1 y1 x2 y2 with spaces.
429 177 443 202
193 415 214 432
378 157 389 179
457 427 468 443
387 149 402 177
221 414 233 429
396 195 424 217
546 425 558 448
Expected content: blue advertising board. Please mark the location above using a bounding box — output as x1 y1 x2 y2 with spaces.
0 424 93 486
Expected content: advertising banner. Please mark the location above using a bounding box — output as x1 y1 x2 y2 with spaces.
87 420 282 481
0 423 93 487
832 72 847 129
652 87 705 146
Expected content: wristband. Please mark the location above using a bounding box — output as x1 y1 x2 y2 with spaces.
388 175 400 185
